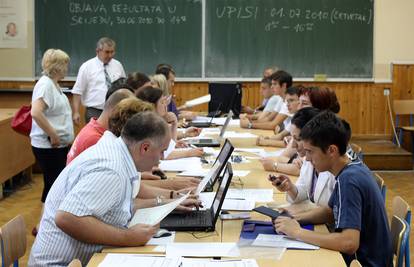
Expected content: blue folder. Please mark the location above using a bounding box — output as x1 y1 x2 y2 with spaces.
240 220 314 240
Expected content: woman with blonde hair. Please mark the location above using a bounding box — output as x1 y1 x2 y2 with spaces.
150 74 169 96
30 49 74 234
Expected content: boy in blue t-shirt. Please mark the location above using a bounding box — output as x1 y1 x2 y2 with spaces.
274 111 391 267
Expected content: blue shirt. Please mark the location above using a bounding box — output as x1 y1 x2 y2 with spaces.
328 161 391 267
28 131 140 267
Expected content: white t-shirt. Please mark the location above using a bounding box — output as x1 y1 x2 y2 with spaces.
72 56 126 109
30 76 74 148
263 95 283 113
279 102 294 130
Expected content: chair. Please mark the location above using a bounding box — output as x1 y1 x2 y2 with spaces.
390 215 410 267
393 99 414 158
67 259 82 267
350 259 362 267
392 196 411 267
373 173 387 202
0 215 26 267
349 143 364 161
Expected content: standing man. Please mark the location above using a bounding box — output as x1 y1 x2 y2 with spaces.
72 37 126 124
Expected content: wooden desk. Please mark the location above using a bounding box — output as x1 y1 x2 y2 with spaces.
0 109 35 197
87 124 346 266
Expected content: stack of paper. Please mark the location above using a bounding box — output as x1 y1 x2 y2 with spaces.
251 234 320 250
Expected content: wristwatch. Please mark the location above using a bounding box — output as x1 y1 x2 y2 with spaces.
273 162 278 172
156 196 164 206
247 121 253 129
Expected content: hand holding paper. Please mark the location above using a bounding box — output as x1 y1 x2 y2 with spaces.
128 192 190 227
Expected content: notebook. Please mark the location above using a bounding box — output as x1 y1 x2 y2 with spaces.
160 163 233 232
187 110 233 147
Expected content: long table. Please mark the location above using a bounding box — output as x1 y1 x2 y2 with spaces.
87 125 346 266
0 109 35 198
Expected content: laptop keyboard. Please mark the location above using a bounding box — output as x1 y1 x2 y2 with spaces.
165 211 211 227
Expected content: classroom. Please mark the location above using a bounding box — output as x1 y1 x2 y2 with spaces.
0 0 414 266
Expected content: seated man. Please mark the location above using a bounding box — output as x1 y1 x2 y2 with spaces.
240 70 293 130
274 111 391 267
240 77 273 119
29 112 200 266
256 86 301 147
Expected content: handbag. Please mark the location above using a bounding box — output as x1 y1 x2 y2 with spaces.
11 105 32 136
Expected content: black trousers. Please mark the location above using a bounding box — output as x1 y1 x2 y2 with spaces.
32 146 69 202
85 107 103 124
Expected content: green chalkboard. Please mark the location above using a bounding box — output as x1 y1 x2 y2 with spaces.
35 0 373 79
35 0 202 77
206 0 373 78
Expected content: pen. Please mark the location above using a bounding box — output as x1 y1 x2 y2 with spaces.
227 198 246 200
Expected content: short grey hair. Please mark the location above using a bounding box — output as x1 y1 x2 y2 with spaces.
121 111 169 148
96 37 116 50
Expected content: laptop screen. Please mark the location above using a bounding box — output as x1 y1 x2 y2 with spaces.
209 139 234 185
211 163 233 221
219 110 233 138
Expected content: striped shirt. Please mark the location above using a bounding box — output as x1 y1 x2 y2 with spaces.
28 131 140 267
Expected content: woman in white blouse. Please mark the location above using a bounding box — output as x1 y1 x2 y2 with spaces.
30 49 74 234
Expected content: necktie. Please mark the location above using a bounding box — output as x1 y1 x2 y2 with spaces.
103 64 111 89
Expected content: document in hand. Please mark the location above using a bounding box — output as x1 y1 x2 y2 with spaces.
182 94 211 108
128 192 190 227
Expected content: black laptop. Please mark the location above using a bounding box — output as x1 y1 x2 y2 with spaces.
186 105 221 128
160 163 233 232
202 138 234 192
187 110 233 148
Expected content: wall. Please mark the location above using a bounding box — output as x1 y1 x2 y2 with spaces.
0 1 414 80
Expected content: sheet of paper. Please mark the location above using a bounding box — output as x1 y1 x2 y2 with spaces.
229 119 240 126
146 232 176 245
178 169 249 178
223 131 257 138
159 157 202 172
201 128 221 135
98 254 181 267
192 116 211 122
226 189 274 203
164 139 176 159
252 234 320 250
185 94 211 107
128 192 190 227
211 117 227 125
195 164 220 194
199 192 255 211
259 149 285 158
166 242 240 257
181 258 259 267
234 148 265 156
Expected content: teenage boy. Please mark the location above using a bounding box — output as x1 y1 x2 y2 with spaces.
240 70 292 130
274 111 391 267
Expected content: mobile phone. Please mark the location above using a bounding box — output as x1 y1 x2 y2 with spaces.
253 206 291 219
268 174 282 186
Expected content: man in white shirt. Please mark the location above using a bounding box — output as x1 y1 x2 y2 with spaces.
72 37 126 124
